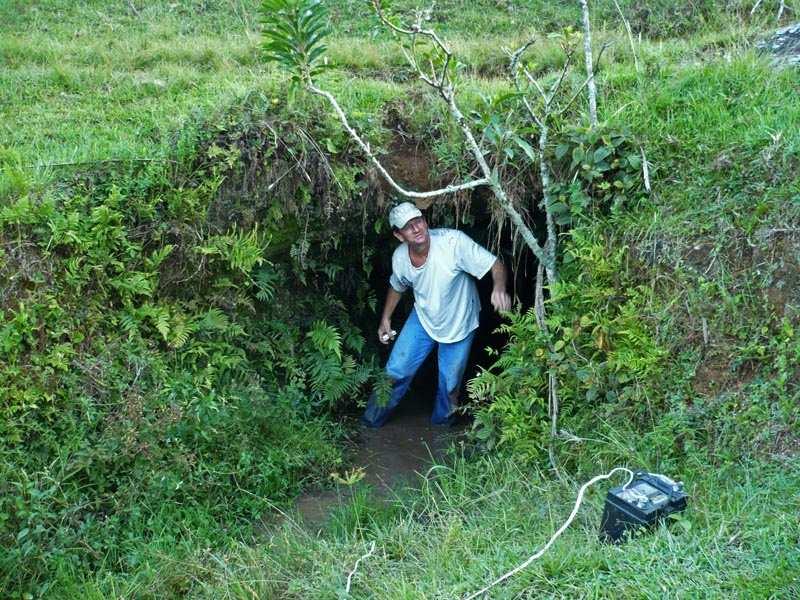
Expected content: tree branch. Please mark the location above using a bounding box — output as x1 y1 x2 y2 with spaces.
307 83 489 199
537 116 557 282
508 38 537 74
367 2 549 264
443 93 547 264
579 0 598 127
373 0 454 90
555 41 612 117
777 0 788 21
548 47 575 107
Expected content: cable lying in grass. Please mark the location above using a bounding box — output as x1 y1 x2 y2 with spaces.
464 467 634 600
345 540 377 594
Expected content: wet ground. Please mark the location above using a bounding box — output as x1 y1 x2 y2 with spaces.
291 397 461 527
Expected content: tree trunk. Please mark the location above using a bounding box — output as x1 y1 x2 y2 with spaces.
579 0 598 127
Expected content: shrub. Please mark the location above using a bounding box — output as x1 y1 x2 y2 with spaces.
468 226 666 462
0 111 387 592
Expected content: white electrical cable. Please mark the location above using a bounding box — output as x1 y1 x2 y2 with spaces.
345 540 376 594
464 467 634 600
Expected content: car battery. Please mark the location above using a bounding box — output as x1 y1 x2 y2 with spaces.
599 471 688 543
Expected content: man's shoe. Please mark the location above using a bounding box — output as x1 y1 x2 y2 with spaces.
360 415 383 429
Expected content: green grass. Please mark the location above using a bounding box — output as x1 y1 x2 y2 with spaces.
70 448 800 598
1 1 264 170
601 52 800 251
3 0 796 175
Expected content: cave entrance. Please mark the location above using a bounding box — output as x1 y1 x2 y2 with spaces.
363 189 541 424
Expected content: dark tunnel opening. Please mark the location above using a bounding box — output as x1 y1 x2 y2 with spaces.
362 192 543 423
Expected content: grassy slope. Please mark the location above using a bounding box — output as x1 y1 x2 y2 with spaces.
1 1 266 169
165 455 800 599
3 0 800 597
5 0 796 169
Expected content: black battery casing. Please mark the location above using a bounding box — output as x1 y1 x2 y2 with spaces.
599 471 688 543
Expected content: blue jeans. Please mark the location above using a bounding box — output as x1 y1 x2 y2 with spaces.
362 309 476 427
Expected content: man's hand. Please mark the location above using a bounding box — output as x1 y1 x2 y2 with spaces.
378 319 397 345
491 288 511 313
377 288 402 345
489 260 511 312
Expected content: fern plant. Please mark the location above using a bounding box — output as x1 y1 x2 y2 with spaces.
302 320 374 410
197 225 267 277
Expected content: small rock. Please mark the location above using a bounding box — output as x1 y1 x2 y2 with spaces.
711 153 732 171
135 76 167 89
757 22 800 67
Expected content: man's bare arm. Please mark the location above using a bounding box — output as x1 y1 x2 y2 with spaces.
378 287 403 344
489 260 511 312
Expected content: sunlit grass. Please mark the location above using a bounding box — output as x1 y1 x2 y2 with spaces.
4 0 794 176
73 450 800 598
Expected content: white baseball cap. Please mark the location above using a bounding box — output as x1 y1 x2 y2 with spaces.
388 202 423 230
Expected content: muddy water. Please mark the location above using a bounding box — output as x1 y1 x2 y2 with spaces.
291 399 460 527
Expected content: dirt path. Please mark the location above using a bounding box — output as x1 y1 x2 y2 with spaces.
291 401 459 527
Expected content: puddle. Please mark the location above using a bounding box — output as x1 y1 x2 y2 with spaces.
291 399 462 527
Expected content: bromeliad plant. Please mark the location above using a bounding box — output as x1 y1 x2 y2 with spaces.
261 0 331 84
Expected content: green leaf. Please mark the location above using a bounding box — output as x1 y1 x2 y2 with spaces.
323 138 338 153
593 146 612 162
307 320 342 359
571 146 585 166
513 136 537 162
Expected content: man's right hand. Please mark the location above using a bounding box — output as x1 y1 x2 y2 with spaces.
378 320 396 345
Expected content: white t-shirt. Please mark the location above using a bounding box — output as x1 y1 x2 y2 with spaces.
389 228 497 343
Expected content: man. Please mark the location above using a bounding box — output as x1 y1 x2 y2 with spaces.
362 202 511 427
